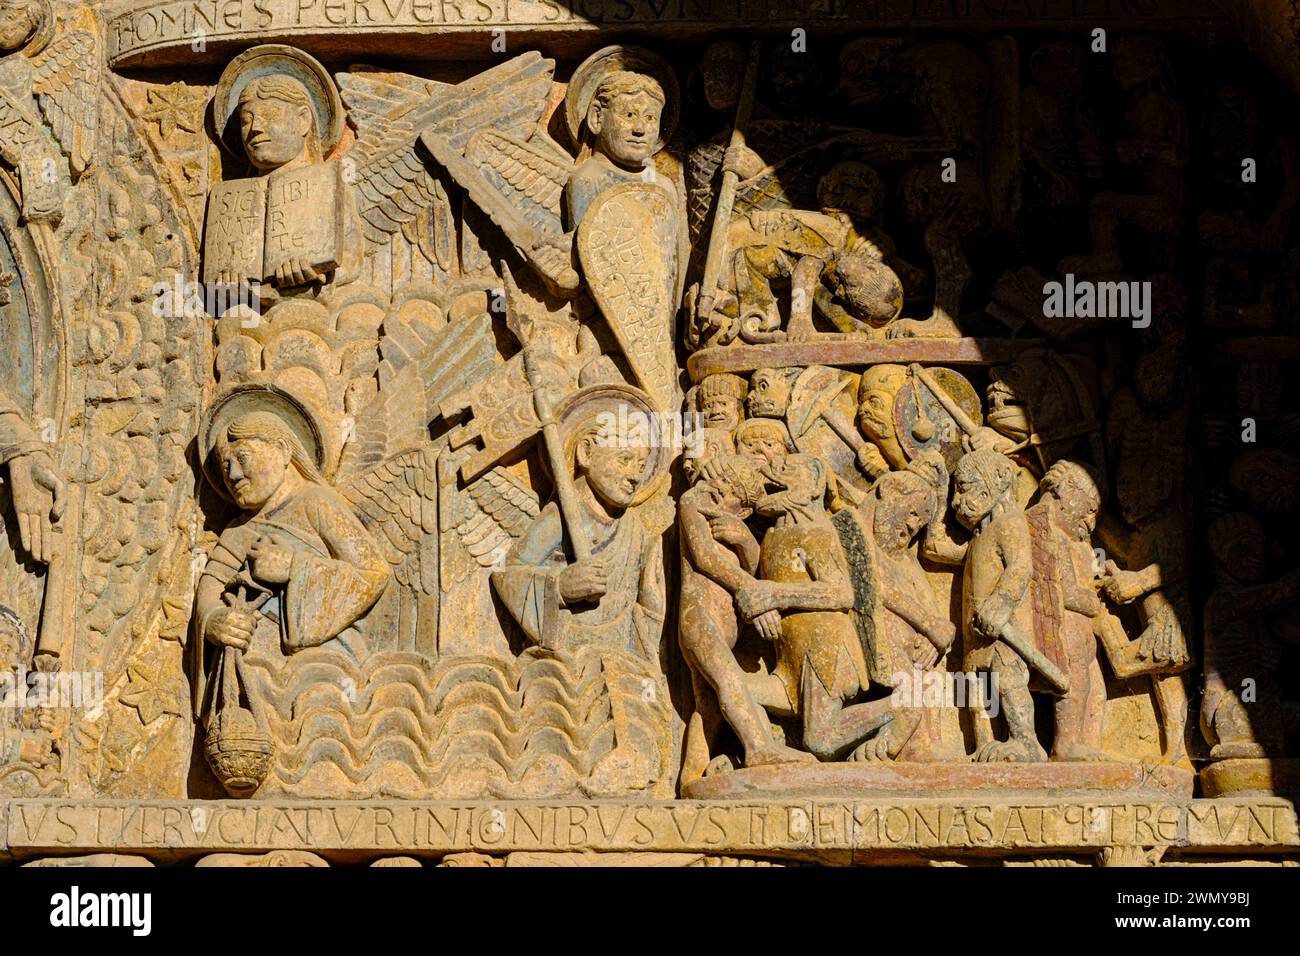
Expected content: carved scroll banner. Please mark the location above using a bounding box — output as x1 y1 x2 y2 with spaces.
104 0 1228 67
577 182 677 412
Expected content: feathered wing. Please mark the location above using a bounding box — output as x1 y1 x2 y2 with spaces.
465 129 571 238
341 445 440 598
336 69 453 268
337 52 558 267
440 461 540 591
31 29 100 178
336 311 499 482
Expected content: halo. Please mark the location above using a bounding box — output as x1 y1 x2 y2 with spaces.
212 44 344 158
199 384 327 503
565 45 680 151
552 383 671 507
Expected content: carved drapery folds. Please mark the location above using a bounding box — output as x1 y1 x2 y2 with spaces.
1 1 1298 866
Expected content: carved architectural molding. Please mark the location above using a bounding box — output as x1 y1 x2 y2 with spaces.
0 0 1296 868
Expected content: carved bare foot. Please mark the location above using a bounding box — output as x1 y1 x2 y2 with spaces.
1209 741 1270 761
849 732 895 762
704 754 735 777
974 738 1048 763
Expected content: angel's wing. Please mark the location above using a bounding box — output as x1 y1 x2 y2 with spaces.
31 29 100 178
440 461 540 591
337 52 557 266
340 445 440 597
464 129 571 238
336 69 453 268
336 310 499 483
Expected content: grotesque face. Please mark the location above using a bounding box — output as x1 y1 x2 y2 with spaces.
735 421 789 465
858 366 906 443
1052 476 1100 542
0 2 36 53
873 477 934 553
684 427 734 485
699 392 742 431
756 455 823 518
580 437 647 509
700 41 743 111
837 38 892 107
239 86 312 171
592 90 662 168
748 369 791 418
817 163 884 223
221 435 291 510
1117 460 1172 526
1214 520 1267 583
951 469 994 532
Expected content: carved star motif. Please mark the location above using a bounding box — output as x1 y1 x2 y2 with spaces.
143 84 203 141
120 659 182 726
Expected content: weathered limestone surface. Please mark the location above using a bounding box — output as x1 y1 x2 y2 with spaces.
0 0 1296 866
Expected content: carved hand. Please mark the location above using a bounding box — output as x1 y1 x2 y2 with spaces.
927 618 958 655
1100 562 1143 604
8 452 65 565
752 609 782 642
206 607 256 651
963 426 1015 456
248 536 294 585
272 258 321 289
736 579 780 621
912 639 940 671
973 593 1014 639
706 513 753 549
721 144 763 180
559 559 607 605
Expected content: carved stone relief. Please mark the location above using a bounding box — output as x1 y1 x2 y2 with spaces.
0 0 1296 869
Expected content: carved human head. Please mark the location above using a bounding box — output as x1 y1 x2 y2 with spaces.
734 417 793 465
1040 460 1102 542
237 74 319 171
1207 512 1267 584
832 256 904 327
575 423 648 510
951 448 1017 531
0 1 40 53
684 426 735 485
836 37 900 107
698 40 744 111
216 411 320 510
703 453 766 517
1230 448 1300 517
588 71 665 169
747 367 797 419
696 373 747 432
858 364 908 443
817 162 885 223
871 469 937 553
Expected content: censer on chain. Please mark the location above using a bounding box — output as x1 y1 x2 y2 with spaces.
204 586 274 797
